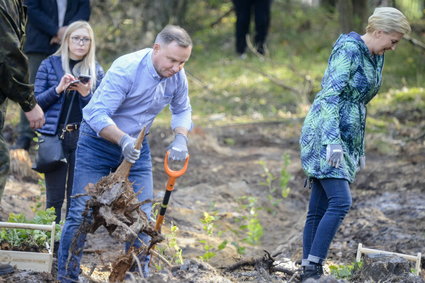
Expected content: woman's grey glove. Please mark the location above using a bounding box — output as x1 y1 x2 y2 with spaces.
119 134 141 163
326 144 343 168
167 133 188 161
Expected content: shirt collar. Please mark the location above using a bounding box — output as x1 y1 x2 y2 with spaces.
146 49 163 81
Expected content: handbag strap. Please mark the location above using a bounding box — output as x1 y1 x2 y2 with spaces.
50 56 77 140
59 91 76 139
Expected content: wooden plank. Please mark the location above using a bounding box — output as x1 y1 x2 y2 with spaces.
0 221 56 273
0 250 52 272
0 222 54 231
356 243 421 276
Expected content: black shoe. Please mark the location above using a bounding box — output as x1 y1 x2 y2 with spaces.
255 44 266 55
301 264 323 282
11 137 32 151
0 264 14 275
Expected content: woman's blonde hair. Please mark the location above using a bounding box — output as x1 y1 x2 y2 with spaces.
366 7 411 35
54 21 97 88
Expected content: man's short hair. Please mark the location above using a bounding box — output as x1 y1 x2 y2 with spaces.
155 25 192 47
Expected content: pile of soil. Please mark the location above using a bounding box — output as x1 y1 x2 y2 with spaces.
1 117 424 282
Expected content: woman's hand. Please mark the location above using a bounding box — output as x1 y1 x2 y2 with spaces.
67 79 91 97
326 144 343 168
55 73 77 94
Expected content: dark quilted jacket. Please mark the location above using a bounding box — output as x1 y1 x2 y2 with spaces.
34 55 104 135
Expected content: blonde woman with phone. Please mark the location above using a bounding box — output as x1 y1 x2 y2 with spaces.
34 20 104 223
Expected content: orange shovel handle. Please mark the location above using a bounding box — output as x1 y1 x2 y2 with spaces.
164 151 190 178
154 152 190 233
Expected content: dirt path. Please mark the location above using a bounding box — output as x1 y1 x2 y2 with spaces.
1 119 424 282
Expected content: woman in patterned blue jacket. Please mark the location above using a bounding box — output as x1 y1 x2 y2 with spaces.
299 7 410 281
34 21 104 223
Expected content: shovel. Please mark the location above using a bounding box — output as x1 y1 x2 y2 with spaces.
154 152 190 233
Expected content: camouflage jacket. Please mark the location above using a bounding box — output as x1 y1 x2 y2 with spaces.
0 0 36 112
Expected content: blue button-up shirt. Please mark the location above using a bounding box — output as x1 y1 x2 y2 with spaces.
83 48 192 137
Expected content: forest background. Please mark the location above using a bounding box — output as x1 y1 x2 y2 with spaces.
4 0 425 129
2 0 425 281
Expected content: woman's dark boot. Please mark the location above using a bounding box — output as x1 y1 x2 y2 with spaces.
301 263 323 282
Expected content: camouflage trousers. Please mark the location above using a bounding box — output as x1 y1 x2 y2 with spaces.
0 100 10 203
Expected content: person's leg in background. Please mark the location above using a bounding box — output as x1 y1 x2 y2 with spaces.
0 102 10 207
13 53 47 150
0 105 14 274
253 0 272 55
232 0 253 56
302 178 352 280
44 162 67 223
64 130 79 218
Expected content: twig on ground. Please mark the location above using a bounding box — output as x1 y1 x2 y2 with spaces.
210 6 234 28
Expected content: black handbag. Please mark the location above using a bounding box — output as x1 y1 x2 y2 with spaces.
32 134 67 173
33 91 76 173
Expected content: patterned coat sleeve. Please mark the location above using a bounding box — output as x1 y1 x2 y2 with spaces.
0 0 36 112
317 43 354 146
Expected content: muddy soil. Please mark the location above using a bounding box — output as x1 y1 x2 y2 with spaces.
1 118 424 282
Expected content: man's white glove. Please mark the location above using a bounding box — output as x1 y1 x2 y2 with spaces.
119 134 141 163
167 133 188 161
326 144 343 168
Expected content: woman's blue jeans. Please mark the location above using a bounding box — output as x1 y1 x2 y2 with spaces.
302 178 352 265
57 122 153 282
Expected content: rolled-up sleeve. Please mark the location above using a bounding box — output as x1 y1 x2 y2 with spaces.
170 71 192 130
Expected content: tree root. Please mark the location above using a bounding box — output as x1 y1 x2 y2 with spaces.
69 172 163 282
224 250 294 276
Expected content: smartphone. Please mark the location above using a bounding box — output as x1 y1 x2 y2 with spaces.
68 79 80 87
78 75 91 84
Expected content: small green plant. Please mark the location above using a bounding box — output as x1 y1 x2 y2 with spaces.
231 241 246 255
150 201 161 222
0 208 61 251
329 261 363 279
168 225 183 264
153 223 185 271
198 212 228 261
200 212 216 236
257 160 276 193
257 153 292 202
280 153 291 198
238 196 263 245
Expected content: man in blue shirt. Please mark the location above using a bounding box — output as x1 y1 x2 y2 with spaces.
57 25 192 282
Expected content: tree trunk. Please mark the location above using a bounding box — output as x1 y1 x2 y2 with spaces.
142 0 190 34
353 0 368 33
320 0 337 11
320 0 337 8
337 0 353 33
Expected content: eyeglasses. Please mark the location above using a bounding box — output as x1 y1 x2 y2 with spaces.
70 36 91 45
